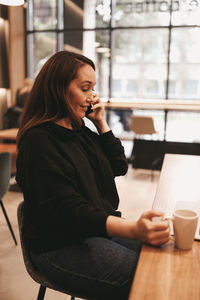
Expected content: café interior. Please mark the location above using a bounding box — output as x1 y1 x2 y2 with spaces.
1 1 200 299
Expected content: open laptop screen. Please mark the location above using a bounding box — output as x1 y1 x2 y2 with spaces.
152 153 200 240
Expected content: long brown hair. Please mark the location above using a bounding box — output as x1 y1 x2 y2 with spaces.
17 50 95 145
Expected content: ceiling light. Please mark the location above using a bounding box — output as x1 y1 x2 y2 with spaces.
0 0 24 6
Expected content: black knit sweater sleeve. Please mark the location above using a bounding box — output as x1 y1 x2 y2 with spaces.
98 130 128 176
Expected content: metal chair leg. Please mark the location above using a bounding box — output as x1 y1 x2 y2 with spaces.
37 285 46 300
151 169 154 181
0 199 17 245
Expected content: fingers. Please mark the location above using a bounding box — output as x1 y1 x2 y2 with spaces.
152 220 169 231
142 210 169 230
142 209 164 220
144 220 170 243
92 102 104 111
137 210 170 246
89 93 104 113
86 94 105 122
91 93 101 105
146 227 170 246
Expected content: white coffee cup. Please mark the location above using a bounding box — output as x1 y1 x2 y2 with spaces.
166 209 198 250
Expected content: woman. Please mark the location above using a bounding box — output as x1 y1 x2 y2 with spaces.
16 51 170 300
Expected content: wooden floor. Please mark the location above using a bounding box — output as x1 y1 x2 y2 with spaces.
0 167 160 300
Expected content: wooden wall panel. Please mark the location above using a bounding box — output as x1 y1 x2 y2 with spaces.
8 6 25 105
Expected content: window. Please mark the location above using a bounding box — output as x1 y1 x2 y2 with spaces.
26 0 200 144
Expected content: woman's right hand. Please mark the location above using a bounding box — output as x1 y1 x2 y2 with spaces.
133 210 170 246
106 210 170 246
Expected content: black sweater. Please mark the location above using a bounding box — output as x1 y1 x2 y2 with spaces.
16 122 128 253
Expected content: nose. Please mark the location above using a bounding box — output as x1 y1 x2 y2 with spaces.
86 91 94 102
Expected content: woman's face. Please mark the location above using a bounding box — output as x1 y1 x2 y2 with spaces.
67 64 96 120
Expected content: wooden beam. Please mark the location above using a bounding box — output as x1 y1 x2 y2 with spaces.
8 6 25 105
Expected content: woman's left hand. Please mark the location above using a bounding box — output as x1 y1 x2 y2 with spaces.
86 93 105 122
87 93 110 134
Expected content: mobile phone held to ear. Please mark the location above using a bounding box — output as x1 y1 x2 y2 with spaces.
85 104 93 116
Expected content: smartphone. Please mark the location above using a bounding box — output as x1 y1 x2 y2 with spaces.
85 104 93 116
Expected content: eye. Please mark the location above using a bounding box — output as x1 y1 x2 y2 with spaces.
82 87 89 92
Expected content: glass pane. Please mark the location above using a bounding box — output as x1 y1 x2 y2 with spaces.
95 29 110 98
64 0 83 29
112 29 169 100
107 108 165 141
33 32 57 77
166 112 200 142
106 108 133 139
33 0 57 30
83 30 110 99
94 0 111 28
113 0 171 27
64 30 83 53
63 29 110 99
64 0 111 29
133 110 165 141
169 28 200 100
172 0 200 25
83 0 111 29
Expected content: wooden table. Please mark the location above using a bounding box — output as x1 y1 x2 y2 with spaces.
129 153 200 300
129 241 200 300
0 128 18 141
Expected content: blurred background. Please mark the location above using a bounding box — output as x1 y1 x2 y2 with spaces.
1 2 200 299
1 0 200 157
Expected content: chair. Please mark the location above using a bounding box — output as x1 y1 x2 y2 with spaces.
0 143 17 175
130 115 159 180
0 152 17 245
130 115 158 138
17 201 76 300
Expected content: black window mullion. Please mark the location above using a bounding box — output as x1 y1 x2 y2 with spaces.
164 0 173 140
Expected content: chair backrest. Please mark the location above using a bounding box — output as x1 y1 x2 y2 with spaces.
17 202 71 295
17 202 47 284
130 115 157 135
17 202 57 287
0 152 11 199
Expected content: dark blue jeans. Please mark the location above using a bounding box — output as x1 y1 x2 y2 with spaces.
30 237 142 300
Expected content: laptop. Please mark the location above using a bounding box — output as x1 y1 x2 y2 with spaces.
152 153 200 240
